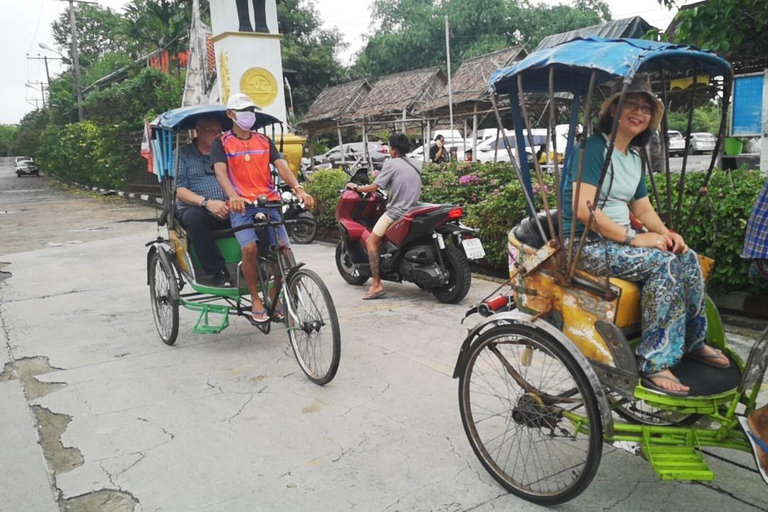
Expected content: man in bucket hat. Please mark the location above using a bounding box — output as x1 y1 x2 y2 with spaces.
213 93 314 324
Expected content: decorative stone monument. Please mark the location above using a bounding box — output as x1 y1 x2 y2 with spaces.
209 0 305 174
210 0 286 125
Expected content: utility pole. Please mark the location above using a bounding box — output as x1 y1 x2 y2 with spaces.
57 0 96 121
26 82 47 109
445 15 454 144
26 54 58 88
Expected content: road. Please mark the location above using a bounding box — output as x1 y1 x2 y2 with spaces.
1 158 766 512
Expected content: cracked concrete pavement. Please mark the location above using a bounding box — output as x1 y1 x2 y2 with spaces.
1 158 768 511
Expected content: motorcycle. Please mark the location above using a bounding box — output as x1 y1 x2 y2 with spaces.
334 168 485 304
279 184 317 244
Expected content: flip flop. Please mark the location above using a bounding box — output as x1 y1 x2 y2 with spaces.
640 372 689 397
685 347 731 369
272 304 285 321
362 290 386 301
248 309 269 325
737 416 768 486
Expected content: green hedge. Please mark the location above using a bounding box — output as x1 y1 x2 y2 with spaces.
37 121 128 189
306 163 765 295
304 168 349 231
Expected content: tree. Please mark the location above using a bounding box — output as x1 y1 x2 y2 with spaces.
0 125 19 157
352 0 611 81
278 0 347 116
13 110 50 158
660 0 768 53
122 0 191 58
52 4 126 65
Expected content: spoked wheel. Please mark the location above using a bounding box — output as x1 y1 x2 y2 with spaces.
335 241 370 286
148 252 179 346
285 268 341 385
458 324 603 505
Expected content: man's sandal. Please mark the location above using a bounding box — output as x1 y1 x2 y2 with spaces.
272 304 285 322
248 309 269 325
640 372 689 397
737 416 768 486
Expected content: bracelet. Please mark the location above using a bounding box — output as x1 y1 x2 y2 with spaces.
294 184 304 190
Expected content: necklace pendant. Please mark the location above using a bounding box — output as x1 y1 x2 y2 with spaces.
244 154 251 161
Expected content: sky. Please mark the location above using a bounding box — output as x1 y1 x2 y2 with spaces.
0 0 686 125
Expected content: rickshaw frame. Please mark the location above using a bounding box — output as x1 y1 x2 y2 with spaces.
453 37 768 504
145 104 340 385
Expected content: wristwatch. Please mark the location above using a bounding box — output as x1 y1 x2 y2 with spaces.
200 198 209 208
624 227 637 245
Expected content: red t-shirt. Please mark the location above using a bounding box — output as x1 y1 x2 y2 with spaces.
211 131 281 202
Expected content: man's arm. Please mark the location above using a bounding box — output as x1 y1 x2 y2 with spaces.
274 158 314 208
177 186 229 220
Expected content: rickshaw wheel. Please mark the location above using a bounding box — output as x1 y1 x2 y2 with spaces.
458 324 602 506
149 252 179 346
285 268 341 385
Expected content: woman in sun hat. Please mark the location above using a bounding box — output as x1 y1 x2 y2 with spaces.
561 73 730 397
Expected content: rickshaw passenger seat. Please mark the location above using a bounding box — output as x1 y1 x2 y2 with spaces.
513 210 557 248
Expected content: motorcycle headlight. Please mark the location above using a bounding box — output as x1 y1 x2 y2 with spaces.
281 191 294 203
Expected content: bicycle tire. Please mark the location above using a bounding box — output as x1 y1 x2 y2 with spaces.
458 324 603 505
149 252 179 346
285 268 341 385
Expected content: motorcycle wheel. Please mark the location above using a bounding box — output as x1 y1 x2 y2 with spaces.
432 246 471 304
289 213 317 244
335 241 370 286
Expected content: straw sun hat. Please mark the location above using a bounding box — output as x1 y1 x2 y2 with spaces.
598 74 664 132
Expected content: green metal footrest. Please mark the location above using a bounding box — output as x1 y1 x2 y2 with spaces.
642 431 714 481
192 304 230 334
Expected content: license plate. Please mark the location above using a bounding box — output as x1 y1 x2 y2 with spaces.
463 238 485 260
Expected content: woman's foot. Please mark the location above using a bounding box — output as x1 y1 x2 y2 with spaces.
688 345 730 368
642 369 690 395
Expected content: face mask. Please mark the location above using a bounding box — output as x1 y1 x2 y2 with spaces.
234 111 256 130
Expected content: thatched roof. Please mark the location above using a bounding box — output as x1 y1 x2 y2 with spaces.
416 45 526 115
355 67 447 121
299 79 372 130
535 17 652 51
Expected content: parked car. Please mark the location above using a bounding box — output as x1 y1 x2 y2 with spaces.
689 132 716 154
313 142 390 169
15 157 39 177
408 138 469 162
475 135 533 164
667 130 686 156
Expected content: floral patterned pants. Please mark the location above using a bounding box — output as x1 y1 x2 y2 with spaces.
576 239 708 374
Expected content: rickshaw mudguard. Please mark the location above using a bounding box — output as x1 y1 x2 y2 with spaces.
146 243 181 301
453 310 615 437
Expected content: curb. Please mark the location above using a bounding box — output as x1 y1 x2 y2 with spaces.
55 176 163 208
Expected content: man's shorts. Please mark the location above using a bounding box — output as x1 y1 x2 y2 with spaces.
372 213 396 237
230 206 291 249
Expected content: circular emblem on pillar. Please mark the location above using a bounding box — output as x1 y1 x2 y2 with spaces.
240 67 278 107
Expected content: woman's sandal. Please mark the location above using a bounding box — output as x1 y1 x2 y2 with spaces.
737 416 768 486
248 309 270 325
640 372 689 397
685 346 730 369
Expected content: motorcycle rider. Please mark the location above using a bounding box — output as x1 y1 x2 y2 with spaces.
346 133 422 300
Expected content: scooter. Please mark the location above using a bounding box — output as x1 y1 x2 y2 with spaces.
334 169 485 304
279 184 317 244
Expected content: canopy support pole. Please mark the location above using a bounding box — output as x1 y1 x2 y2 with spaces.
682 77 734 236
549 67 566 280
675 68 700 231
659 71 673 226
490 88 545 240
569 76 627 281
561 91 581 196
518 73 557 244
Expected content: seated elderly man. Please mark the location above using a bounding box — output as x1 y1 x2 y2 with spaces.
176 115 232 287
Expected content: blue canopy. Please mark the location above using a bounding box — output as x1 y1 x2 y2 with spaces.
489 37 732 94
151 104 281 132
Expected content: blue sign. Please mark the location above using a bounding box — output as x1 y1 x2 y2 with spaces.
732 74 764 137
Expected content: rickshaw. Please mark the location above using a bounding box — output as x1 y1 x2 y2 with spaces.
146 104 340 385
452 37 768 504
